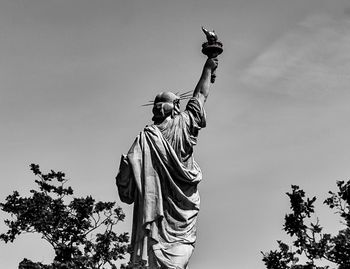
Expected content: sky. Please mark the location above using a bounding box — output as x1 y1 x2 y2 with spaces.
1 0 350 268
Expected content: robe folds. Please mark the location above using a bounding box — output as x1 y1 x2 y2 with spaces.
116 98 206 269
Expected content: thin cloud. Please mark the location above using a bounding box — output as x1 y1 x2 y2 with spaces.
240 13 350 97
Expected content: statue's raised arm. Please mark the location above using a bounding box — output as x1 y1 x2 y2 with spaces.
193 57 218 105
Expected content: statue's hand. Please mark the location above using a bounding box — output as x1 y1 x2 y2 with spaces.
204 57 218 73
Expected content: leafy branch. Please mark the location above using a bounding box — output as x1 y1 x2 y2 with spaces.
0 164 129 269
262 182 350 269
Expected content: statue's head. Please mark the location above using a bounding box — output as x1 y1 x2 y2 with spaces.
152 92 180 123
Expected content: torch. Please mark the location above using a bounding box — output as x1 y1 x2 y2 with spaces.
201 26 223 83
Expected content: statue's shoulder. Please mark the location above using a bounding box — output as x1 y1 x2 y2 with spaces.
144 124 157 132
143 124 163 138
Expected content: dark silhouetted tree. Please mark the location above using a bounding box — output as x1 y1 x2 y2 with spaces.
0 164 129 269
262 181 350 269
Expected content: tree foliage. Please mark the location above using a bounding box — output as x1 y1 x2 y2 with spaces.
0 164 129 269
262 181 350 269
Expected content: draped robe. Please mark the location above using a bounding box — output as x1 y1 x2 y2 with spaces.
116 98 206 269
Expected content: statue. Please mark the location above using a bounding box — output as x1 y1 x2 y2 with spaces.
116 28 222 269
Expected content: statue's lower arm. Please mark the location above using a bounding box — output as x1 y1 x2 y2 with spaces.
193 59 217 103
